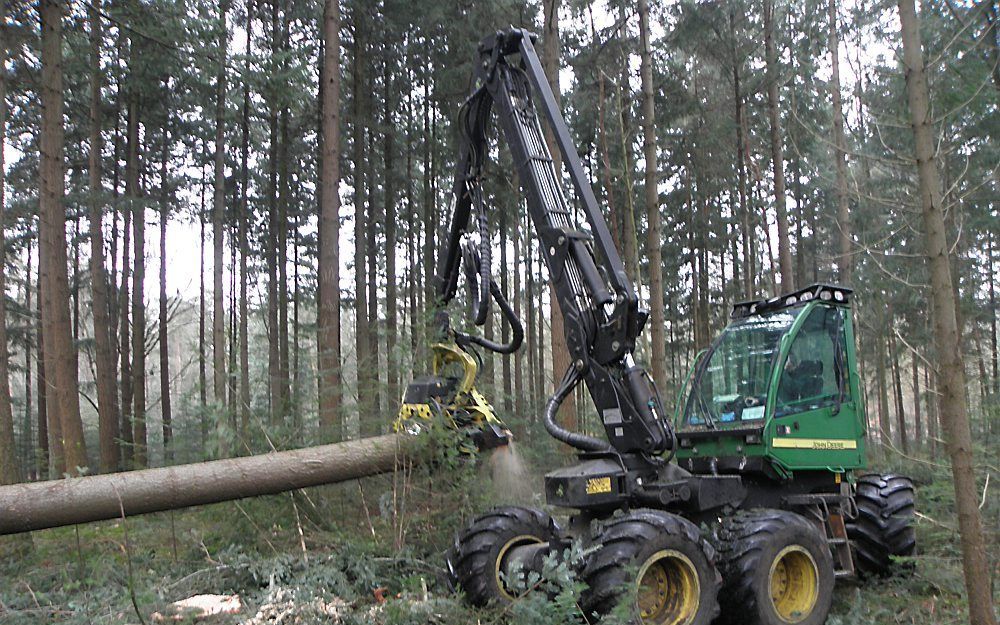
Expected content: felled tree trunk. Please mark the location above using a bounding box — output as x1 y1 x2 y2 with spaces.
0 434 415 535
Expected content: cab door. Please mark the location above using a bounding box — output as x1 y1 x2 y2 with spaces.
766 305 865 470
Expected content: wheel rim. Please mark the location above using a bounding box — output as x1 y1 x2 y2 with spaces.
768 545 819 623
494 534 543 600
636 549 701 625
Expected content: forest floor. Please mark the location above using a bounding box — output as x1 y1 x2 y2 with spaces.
1 441 996 625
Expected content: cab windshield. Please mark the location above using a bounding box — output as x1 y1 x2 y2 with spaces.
682 308 802 428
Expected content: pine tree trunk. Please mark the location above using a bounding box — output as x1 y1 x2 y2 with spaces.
384 69 399 411
0 4 19 483
23 246 35 479
888 324 908 454
213 0 229 412
365 133 381 419
639 0 667 395
238 0 253 431
542 0 576 433
266 68 280 423
525 219 536 411
353 3 370 434
912 355 922 449
926 363 938 458
405 78 418 362
87 1 120 474
615 74 641 287
763 0 792 294
277 103 291 417
536 242 546 408
875 323 891 449
829 0 852 284
36 264 49 479
39 0 87 475
500 215 511 414
159 127 172 464
130 101 146 469
728 9 752 300
597 74 620 251
317 0 342 440
988 232 997 394
198 161 207 448
421 68 433 331
119 167 134 469
898 2 997 620
512 209 525 423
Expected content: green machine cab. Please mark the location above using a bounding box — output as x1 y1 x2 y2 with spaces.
674 284 866 478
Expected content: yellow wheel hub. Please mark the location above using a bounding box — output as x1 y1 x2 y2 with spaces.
768 545 819 623
636 550 701 625
494 535 543 600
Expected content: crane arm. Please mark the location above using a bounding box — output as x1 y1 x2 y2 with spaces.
435 29 673 457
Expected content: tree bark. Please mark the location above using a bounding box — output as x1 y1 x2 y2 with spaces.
912 354 922 448
39 0 88 475
830 0 852 284
0 0 18 484
365 131 381 419
265 29 280 423
729 8 752 300
238 0 253 432
639 0 667 395
36 263 49 479
353 4 371 433
198 159 207 448
384 67 399 412
988 232 997 394
119 158 134 469
317 0 342 440
87 0 120 474
500 213 511 413
542 0 576 433
875 323 891 448
763 0 793 293
159 124 172 463
597 73 620 251
888 324 908 454
22 246 34 478
0 434 417 535
129 95 146 469
213 0 230 412
897 1 997 621
277 106 291 419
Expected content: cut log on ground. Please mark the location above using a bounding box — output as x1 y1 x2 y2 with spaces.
0 433 415 535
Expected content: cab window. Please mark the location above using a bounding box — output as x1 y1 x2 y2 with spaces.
775 306 850 416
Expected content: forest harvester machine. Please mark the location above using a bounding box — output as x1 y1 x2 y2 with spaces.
396 28 917 625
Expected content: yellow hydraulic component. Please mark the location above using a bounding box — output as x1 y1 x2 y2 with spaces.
394 342 506 448
768 545 819 623
636 550 701 625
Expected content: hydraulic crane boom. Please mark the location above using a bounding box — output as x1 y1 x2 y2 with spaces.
435 28 673 457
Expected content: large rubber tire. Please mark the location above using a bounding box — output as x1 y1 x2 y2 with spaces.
714 509 834 625
846 473 916 576
446 506 560 606
581 509 720 625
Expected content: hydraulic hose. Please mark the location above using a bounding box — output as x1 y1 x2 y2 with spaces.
544 365 611 453
457 278 524 355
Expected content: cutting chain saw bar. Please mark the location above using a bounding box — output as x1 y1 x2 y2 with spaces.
431 29 674 457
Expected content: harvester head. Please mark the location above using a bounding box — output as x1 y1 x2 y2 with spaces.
394 341 510 452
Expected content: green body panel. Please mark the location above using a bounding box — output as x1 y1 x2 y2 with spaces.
673 299 867 476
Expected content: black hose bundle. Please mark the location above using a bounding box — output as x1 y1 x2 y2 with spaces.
543 365 611 453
